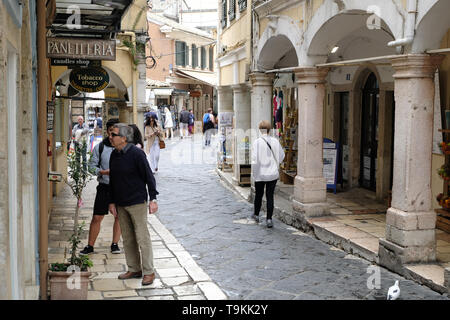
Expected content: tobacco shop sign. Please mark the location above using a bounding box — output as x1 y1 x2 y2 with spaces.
70 67 110 93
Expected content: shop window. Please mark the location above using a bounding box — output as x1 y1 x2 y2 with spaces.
221 0 227 28
201 47 206 69
228 0 236 21
209 47 214 71
238 0 247 12
192 44 198 68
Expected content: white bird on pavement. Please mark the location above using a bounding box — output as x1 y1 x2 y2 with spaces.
387 280 400 300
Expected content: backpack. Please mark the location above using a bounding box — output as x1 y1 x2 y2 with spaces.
203 113 210 124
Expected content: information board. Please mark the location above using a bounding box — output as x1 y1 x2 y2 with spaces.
323 139 339 194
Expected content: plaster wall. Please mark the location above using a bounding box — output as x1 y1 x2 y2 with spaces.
146 22 174 82
0 0 37 300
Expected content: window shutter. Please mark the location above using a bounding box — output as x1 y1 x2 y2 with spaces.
201 47 206 69
221 0 227 28
229 0 236 21
238 0 247 12
185 45 189 66
209 47 214 71
175 41 186 66
192 44 197 68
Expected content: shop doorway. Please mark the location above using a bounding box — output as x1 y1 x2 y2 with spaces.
360 73 379 191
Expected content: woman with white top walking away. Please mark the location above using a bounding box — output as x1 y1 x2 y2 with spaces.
251 120 285 228
164 107 174 139
144 115 164 173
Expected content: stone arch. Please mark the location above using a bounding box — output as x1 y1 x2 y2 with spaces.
413 0 450 52
256 15 301 70
53 66 128 100
301 0 402 65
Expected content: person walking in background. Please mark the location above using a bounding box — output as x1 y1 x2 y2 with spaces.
144 115 164 173
179 107 190 139
188 109 195 136
108 123 159 286
72 115 90 166
251 120 285 228
164 107 173 139
81 118 121 255
129 124 144 149
202 108 215 146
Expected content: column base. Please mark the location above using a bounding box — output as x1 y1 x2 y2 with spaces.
378 238 436 274
292 199 330 218
231 176 239 186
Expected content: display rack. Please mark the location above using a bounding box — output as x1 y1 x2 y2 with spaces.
279 89 298 184
435 129 450 233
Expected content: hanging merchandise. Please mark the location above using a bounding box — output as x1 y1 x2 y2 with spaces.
273 89 278 127
276 90 284 136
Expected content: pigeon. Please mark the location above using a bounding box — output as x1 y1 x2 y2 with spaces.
387 280 400 300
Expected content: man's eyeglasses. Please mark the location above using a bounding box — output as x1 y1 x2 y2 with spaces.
111 132 121 137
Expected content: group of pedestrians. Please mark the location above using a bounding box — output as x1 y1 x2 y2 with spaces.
71 105 284 288
74 119 159 286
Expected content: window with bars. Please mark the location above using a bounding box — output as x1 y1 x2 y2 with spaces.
201 47 206 69
209 47 214 71
175 41 187 67
192 44 198 68
228 0 236 21
221 0 227 28
238 0 247 11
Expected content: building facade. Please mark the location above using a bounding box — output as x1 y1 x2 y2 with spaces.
146 12 217 124
218 0 450 274
0 0 39 299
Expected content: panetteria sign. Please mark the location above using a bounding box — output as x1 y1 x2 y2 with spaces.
70 67 110 93
47 38 116 61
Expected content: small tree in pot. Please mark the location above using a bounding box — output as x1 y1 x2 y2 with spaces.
49 139 95 300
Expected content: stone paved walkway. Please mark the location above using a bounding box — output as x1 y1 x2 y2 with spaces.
48 158 226 300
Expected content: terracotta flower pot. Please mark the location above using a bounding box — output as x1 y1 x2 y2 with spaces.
49 270 91 300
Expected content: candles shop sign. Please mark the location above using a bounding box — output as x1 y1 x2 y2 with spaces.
70 67 110 93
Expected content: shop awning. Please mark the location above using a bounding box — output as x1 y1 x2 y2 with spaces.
153 88 173 96
175 70 217 87
49 0 134 38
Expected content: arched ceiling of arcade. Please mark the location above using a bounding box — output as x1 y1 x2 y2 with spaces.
413 0 450 52
257 35 298 70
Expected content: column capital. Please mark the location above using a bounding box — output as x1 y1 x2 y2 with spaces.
294 67 329 84
391 54 445 79
249 72 274 87
231 83 251 93
216 85 233 94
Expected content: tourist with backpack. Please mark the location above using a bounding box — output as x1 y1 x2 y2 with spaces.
202 108 215 146
80 118 122 255
188 109 195 135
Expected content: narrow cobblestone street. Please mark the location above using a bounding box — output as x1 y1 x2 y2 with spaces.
155 134 449 300
48 134 449 300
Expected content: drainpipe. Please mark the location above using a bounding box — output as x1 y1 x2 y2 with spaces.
387 0 418 48
122 31 138 124
37 0 48 300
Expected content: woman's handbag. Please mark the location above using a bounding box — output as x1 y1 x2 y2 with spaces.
159 140 166 149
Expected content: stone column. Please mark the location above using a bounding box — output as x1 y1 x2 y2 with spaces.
249 73 273 143
379 54 444 272
292 67 330 218
231 84 251 185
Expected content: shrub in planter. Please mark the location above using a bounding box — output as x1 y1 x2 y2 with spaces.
49 139 95 300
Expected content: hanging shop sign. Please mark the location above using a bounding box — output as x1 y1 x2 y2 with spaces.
51 58 101 68
189 91 201 98
47 38 116 61
70 67 110 93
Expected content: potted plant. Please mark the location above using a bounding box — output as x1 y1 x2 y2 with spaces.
48 139 95 300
